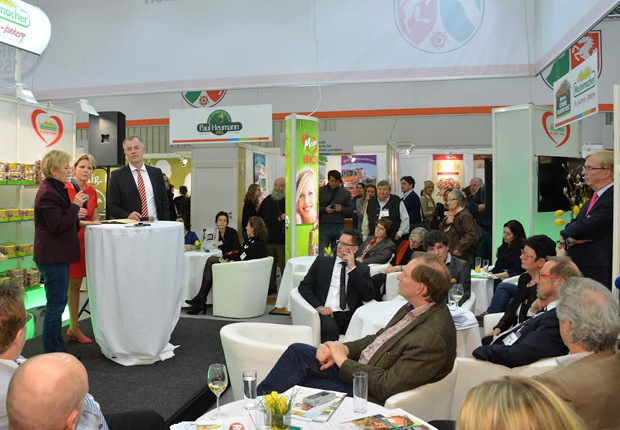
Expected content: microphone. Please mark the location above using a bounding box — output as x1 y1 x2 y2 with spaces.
615 277 620 290
70 178 80 193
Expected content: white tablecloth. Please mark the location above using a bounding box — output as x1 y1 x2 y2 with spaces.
85 221 184 366
275 256 317 309
471 272 495 315
343 300 482 357
183 250 222 305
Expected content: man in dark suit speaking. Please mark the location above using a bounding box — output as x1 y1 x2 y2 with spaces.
106 136 170 221
560 151 614 289
299 229 375 342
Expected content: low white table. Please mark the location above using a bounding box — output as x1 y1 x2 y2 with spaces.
183 249 222 305
85 221 184 366
471 271 495 315
343 300 482 357
275 256 317 310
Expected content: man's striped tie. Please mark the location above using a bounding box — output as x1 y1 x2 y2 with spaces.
136 170 148 218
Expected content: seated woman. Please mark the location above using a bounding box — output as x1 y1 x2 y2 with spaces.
184 216 269 314
491 219 526 285
214 211 240 256
355 218 396 265
370 227 427 300
439 189 476 265
177 216 199 245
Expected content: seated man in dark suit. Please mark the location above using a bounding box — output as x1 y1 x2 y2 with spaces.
106 136 170 221
258 254 457 405
424 230 471 306
472 257 581 368
534 277 620 430
298 229 375 342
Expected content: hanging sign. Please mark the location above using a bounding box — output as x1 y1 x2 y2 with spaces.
542 30 602 89
553 54 598 128
182 90 227 108
0 0 51 55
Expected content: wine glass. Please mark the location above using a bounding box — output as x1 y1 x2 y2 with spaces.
208 363 229 419
450 284 464 310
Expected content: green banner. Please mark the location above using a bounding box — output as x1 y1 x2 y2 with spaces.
286 115 319 260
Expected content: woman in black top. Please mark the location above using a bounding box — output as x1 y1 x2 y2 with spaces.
215 211 240 256
184 216 269 314
491 220 526 288
241 184 262 242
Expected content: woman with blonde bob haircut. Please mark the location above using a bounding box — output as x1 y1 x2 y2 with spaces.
456 377 583 430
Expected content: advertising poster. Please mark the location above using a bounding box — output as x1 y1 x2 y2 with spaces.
432 154 463 199
286 115 319 259
143 157 192 199
319 155 327 187
553 54 598 128
253 153 268 195
88 168 112 215
341 155 377 198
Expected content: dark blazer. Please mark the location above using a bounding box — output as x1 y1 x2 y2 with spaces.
439 209 477 264
562 185 613 288
495 273 536 332
258 195 285 244
298 256 375 312
217 226 241 255
106 164 170 220
402 191 421 224
446 254 471 306
356 236 396 265
241 199 259 230
230 237 268 262
340 302 457 404
473 308 568 368
33 178 81 264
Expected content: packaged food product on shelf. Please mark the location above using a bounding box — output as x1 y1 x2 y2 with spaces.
27 268 40 287
0 243 16 258
35 160 43 183
26 208 34 220
23 164 35 183
0 276 11 288
8 163 22 183
0 209 7 222
7 208 20 221
0 162 6 183
16 243 33 257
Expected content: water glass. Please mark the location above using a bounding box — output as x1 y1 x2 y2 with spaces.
482 259 490 273
243 370 258 410
353 372 368 413
474 257 482 272
255 408 271 430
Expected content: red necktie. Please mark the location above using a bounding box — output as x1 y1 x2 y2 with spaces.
136 169 149 217
585 192 598 215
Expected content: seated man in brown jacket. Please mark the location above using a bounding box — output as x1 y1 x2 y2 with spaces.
258 254 457 405
535 277 620 430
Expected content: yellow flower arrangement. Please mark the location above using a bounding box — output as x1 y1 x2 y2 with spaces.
194 240 201 247
259 390 297 430
554 210 564 217
554 218 566 226
323 246 333 257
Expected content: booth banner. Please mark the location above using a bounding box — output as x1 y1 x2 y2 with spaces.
253 153 268 195
433 154 463 198
554 54 598 128
88 168 111 215
341 155 377 198
17 103 75 163
170 104 272 145
286 115 319 259
0 0 51 55
319 131 355 155
542 30 601 89
143 157 192 198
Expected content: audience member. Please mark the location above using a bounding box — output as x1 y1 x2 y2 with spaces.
362 180 409 242
483 235 555 330
489 220 526 285
351 183 365 230
473 257 580 368
107 136 170 221
184 216 268 315
242 184 262 242
535 277 620 429
258 178 286 293
400 176 421 230
213 211 240 255
560 150 614 289
298 230 374 342
162 174 177 221
424 230 471 306
173 185 190 221
258 254 457 405
177 216 199 246
357 183 376 229
355 218 396 265
419 180 438 229
467 178 491 261
318 170 353 255
439 190 476 265
371 227 427 300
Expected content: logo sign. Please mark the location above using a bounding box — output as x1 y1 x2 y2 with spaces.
0 0 51 55
541 112 570 148
395 0 484 53
553 54 598 128
197 109 243 135
30 108 63 147
302 133 318 154
182 90 227 108
543 30 601 89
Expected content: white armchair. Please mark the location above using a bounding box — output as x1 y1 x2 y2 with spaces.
369 263 389 277
212 256 273 318
290 281 321 347
220 322 314 400
384 357 558 422
384 271 404 301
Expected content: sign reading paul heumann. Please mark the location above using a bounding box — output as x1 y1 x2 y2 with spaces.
170 104 273 146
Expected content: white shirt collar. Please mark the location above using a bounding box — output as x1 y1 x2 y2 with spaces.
556 351 592 367
596 182 613 197
402 189 412 199
545 300 559 311
130 163 146 172
445 253 452 265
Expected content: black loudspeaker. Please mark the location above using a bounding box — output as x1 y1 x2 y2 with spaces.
88 111 126 166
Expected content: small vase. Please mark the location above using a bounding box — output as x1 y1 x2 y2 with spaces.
270 412 292 430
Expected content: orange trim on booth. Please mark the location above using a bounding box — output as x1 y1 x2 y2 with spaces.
75 104 615 129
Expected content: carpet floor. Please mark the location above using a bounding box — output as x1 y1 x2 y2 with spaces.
21 317 232 423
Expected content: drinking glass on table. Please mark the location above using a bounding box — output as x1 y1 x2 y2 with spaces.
450 284 464 310
208 363 229 419
243 370 258 410
482 259 490 274
353 372 368 413
474 257 482 273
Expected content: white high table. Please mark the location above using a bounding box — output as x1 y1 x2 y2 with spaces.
470 272 495 315
343 300 482 357
85 221 184 366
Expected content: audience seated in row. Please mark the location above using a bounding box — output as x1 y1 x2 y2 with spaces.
355 218 396 265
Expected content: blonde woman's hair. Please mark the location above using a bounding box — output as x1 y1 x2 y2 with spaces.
296 167 316 200
74 153 96 169
586 150 614 179
41 150 71 178
457 377 584 430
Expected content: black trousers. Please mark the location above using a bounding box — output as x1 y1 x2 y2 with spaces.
371 273 387 301
106 410 167 430
320 311 353 342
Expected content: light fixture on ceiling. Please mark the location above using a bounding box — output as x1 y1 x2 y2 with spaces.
16 83 37 104
351 156 356 163
79 99 99 116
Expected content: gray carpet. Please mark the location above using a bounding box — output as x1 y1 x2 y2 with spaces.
21 317 231 422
